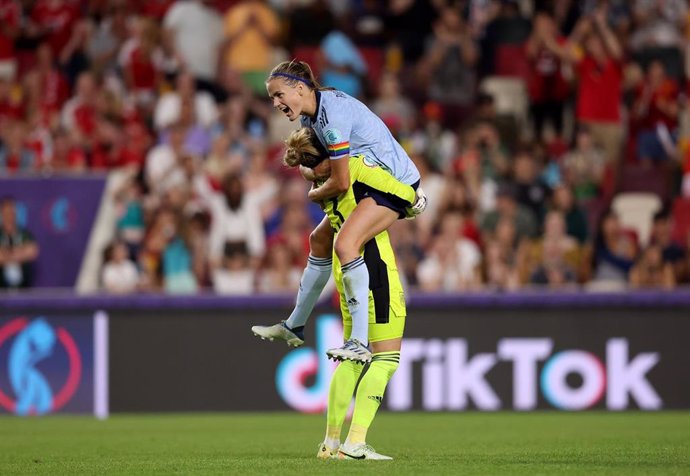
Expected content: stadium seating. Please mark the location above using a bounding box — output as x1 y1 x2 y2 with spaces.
672 197 690 245
479 76 528 125
611 192 663 247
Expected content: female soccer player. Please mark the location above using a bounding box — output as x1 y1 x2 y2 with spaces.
261 60 425 363
270 127 408 460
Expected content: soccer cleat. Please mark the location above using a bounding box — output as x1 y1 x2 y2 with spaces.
316 442 338 460
337 442 393 460
326 339 372 364
251 321 304 347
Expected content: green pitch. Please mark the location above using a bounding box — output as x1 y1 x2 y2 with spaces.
1 412 689 475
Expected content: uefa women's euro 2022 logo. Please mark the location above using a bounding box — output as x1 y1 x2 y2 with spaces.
0 317 82 416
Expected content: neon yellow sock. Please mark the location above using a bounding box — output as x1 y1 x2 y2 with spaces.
346 351 400 445
325 360 364 445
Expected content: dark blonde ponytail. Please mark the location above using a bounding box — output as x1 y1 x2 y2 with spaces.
267 60 334 91
284 127 328 168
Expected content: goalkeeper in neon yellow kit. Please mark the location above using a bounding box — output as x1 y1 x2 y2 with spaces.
252 127 423 460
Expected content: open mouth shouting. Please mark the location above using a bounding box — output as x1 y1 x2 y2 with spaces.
278 104 294 119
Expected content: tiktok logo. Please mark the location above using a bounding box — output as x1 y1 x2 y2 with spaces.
275 314 342 413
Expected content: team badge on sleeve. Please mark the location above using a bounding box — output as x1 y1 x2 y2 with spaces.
324 128 350 158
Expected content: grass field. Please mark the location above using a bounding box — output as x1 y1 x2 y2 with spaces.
1 412 689 475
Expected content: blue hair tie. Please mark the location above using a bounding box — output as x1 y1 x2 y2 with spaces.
270 72 313 87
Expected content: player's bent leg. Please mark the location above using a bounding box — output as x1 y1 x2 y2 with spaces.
338 338 401 461
285 217 334 330
252 218 334 343
318 360 365 459
330 199 398 354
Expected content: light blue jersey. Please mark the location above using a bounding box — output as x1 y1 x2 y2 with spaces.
300 90 421 186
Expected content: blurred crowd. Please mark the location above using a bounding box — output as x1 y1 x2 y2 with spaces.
1 0 690 294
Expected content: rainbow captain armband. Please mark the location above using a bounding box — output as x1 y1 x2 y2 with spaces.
324 128 350 158
327 141 350 158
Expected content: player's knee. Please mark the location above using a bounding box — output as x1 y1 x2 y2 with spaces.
333 234 359 263
309 226 333 258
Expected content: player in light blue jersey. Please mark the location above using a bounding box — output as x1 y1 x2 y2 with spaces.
262 60 426 364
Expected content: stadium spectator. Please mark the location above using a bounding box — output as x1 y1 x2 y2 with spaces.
0 76 23 123
629 0 687 51
208 173 266 269
319 30 367 98
113 172 146 258
452 120 510 213
561 126 606 201
157 208 198 293
285 0 335 50
649 209 687 282
417 5 478 126
567 9 625 165
48 127 87 172
629 244 676 289
521 210 582 285
0 196 39 288
0 0 20 82
22 43 69 129
212 240 255 294
417 211 482 291
145 122 189 197
0 121 35 173
631 60 679 164
83 2 129 76
60 71 100 152
256 238 300 293
118 17 166 109
479 0 531 76
372 72 415 137
590 210 637 288
513 148 551 227
29 0 79 60
526 11 571 142
549 184 589 245
154 71 219 131
219 0 280 95
483 217 522 291
163 0 223 85
101 240 140 294
480 182 538 243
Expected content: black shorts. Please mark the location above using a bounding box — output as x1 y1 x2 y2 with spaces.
352 180 420 219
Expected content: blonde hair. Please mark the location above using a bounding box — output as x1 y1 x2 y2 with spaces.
267 60 333 91
284 127 327 168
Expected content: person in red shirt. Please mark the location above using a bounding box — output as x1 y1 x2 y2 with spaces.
526 11 571 142
631 60 679 163
119 17 164 110
23 43 69 128
0 77 24 123
60 71 100 150
0 0 20 81
29 0 79 59
568 7 624 165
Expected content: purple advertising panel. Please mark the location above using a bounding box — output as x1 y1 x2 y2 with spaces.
0 313 108 417
0 176 106 287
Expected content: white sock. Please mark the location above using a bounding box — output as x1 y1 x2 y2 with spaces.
341 257 369 345
285 256 332 329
